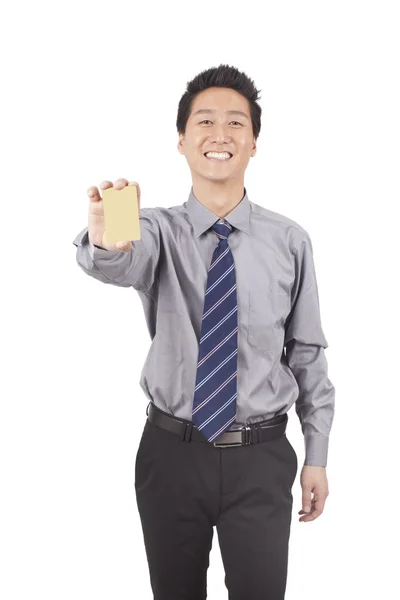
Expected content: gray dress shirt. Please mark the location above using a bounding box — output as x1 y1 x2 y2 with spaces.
73 186 335 466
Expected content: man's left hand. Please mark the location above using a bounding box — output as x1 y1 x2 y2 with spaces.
298 465 329 522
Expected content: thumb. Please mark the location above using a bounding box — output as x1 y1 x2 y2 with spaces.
302 487 312 513
115 240 132 252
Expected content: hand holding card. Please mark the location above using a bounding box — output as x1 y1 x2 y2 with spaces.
87 179 141 252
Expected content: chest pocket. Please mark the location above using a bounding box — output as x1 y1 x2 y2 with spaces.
247 285 289 356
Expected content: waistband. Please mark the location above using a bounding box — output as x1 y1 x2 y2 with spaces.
145 401 288 447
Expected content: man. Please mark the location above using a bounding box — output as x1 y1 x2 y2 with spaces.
73 63 335 599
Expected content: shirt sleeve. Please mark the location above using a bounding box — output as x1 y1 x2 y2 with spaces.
284 231 335 467
72 207 160 293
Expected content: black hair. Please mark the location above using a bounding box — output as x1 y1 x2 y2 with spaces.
176 63 262 140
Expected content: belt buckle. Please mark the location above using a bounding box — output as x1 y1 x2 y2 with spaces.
213 425 251 448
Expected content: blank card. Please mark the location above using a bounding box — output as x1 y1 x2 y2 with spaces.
101 185 141 243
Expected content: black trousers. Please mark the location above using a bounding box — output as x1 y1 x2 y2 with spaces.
134 406 298 600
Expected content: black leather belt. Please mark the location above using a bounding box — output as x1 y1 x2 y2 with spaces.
146 401 288 447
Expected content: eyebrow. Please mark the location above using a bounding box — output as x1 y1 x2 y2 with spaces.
192 109 249 120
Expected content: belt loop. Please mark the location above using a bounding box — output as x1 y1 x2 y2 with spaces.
255 423 261 444
181 422 194 443
243 425 251 445
250 425 255 445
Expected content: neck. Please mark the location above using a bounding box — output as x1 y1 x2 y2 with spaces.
191 177 245 218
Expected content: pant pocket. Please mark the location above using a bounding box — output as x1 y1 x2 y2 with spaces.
282 433 298 483
134 420 151 486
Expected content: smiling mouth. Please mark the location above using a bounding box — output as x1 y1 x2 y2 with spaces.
203 153 233 162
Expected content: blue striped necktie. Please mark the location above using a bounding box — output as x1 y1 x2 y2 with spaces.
191 218 238 442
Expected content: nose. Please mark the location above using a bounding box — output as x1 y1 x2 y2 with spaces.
210 123 231 144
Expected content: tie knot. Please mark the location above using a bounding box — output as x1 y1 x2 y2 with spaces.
211 219 234 239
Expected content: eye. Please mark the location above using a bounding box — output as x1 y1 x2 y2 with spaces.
200 120 243 126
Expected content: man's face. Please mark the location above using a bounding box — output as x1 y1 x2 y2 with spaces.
177 87 257 183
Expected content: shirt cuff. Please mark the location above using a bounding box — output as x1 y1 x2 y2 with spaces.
304 434 329 467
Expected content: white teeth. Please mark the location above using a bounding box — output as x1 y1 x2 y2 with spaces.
205 152 231 160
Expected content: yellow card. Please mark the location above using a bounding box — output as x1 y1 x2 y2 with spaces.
101 185 141 243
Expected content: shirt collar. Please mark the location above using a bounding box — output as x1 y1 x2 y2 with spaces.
185 185 251 237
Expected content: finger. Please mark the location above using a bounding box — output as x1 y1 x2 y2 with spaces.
87 182 113 202
313 496 326 515
299 501 316 515
99 180 113 191
302 488 313 513
115 241 131 251
128 180 141 205
299 496 325 521
87 186 101 202
113 178 129 190
299 508 322 522
298 497 316 515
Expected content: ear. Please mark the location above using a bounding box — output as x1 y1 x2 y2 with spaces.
177 133 185 155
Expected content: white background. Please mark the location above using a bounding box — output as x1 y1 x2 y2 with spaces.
1 0 399 598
